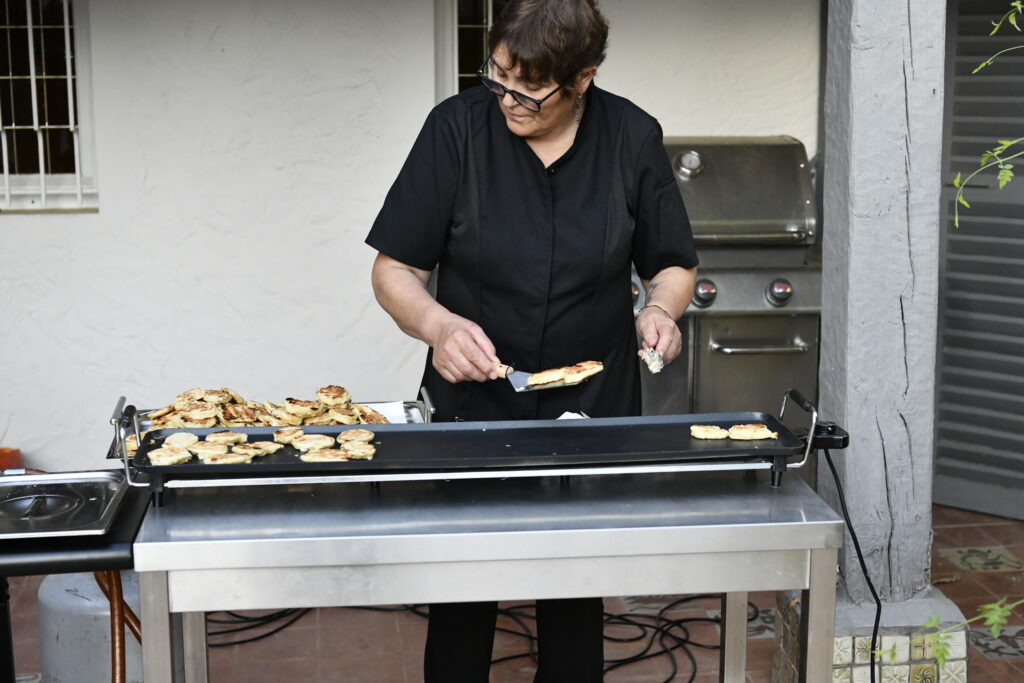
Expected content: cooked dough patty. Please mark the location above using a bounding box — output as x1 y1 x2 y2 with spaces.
690 425 729 440
353 404 389 424
231 442 271 457
273 427 304 444
328 406 359 424
336 428 375 444
316 385 351 407
251 441 284 454
165 432 200 449
527 366 568 386
148 446 192 465
340 441 375 460
728 424 778 440
205 430 247 445
188 441 229 457
292 434 337 452
300 448 350 462
201 452 254 465
563 361 603 385
284 398 325 418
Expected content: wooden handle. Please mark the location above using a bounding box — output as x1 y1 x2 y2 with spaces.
494 362 514 379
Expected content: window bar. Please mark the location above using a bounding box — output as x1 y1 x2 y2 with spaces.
0 84 9 207
25 0 47 207
63 0 82 205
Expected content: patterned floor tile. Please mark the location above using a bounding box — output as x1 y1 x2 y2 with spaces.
938 546 1024 572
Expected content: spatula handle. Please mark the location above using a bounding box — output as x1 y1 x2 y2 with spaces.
494 362 514 379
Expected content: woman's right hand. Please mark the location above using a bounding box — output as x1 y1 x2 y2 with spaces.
430 314 500 383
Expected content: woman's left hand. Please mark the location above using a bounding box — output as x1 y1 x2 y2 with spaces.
635 305 682 365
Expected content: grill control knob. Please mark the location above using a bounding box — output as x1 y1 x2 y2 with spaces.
766 278 794 307
675 150 705 180
692 279 717 308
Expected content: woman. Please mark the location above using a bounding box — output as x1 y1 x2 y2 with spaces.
366 0 697 679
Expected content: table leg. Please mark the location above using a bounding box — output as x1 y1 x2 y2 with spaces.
182 611 208 683
799 548 838 683
719 591 748 683
1 577 14 683
140 571 176 683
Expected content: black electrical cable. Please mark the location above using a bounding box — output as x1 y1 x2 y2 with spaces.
206 608 312 647
824 448 883 683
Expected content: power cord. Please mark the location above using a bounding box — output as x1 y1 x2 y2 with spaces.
824 448 883 683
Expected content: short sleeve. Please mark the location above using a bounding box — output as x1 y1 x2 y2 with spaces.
630 123 699 280
365 105 462 271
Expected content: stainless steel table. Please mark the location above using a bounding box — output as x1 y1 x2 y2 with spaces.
134 470 843 682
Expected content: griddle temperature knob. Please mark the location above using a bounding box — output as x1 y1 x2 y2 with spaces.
692 279 717 308
675 150 704 180
766 278 794 307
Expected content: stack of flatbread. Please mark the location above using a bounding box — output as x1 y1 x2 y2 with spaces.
144 426 376 465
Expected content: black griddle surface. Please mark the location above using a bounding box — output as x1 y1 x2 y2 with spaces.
132 412 801 477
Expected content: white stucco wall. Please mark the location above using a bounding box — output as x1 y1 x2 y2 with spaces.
600 0 821 157
0 0 820 471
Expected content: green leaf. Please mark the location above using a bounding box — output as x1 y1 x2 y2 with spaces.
953 172 962 188
972 60 993 74
958 193 971 209
979 598 1012 638
981 151 995 166
923 615 942 629
933 633 952 668
998 165 1015 189
1010 12 1020 31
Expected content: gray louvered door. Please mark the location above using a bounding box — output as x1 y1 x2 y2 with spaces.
934 0 1024 519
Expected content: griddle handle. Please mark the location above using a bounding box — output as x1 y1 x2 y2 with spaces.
779 389 818 472
786 388 815 415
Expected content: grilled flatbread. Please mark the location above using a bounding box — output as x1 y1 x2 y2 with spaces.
563 361 603 385
251 441 284 454
188 441 229 458
222 386 246 404
202 452 255 465
124 434 139 456
165 432 200 449
300 448 350 462
263 401 304 426
690 425 729 440
179 417 218 429
304 414 335 426
147 405 175 420
273 427 304 444
231 442 271 458
317 385 351 407
177 401 219 421
202 389 232 405
328 406 359 425
340 441 375 460
205 430 247 445
727 424 779 440
292 434 337 452
336 428 375 444
148 446 192 466
284 398 324 418
174 389 206 410
353 404 389 425
640 348 663 374
221 403 258 425
527 367 568 387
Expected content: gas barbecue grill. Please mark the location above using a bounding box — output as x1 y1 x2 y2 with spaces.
639 136 822 424
108 390 847 507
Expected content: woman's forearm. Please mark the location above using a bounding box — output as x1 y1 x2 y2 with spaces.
370 253 451 347
641 266 697 319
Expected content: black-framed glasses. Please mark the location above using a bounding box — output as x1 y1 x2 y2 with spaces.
476 58 568 112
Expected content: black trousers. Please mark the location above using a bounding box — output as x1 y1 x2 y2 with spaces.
423 598 605 682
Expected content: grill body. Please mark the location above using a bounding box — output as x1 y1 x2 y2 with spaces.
639 137 822 424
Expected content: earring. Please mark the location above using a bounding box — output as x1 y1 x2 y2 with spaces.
574 92 584 123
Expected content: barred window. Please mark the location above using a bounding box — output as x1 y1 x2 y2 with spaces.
456 0 507 92
1 0 95 211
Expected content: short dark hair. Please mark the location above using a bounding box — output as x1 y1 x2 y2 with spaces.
488 0 609 89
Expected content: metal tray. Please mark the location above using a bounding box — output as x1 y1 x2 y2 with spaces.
0 470 129 539
132 412 802 477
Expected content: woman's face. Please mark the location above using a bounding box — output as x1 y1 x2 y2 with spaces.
489 45 589 139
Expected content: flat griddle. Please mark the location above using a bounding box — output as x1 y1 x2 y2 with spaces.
133 412 800 475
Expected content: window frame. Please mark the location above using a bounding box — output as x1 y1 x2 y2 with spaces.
1 0 98 213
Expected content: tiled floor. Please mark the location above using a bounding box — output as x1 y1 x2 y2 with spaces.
8 504 1024 682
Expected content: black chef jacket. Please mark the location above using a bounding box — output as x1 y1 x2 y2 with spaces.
366 85 697 422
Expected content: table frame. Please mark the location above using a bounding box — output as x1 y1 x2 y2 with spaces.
135 472 841 683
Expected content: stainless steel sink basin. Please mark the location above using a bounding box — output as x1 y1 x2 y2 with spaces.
0 470 128 539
